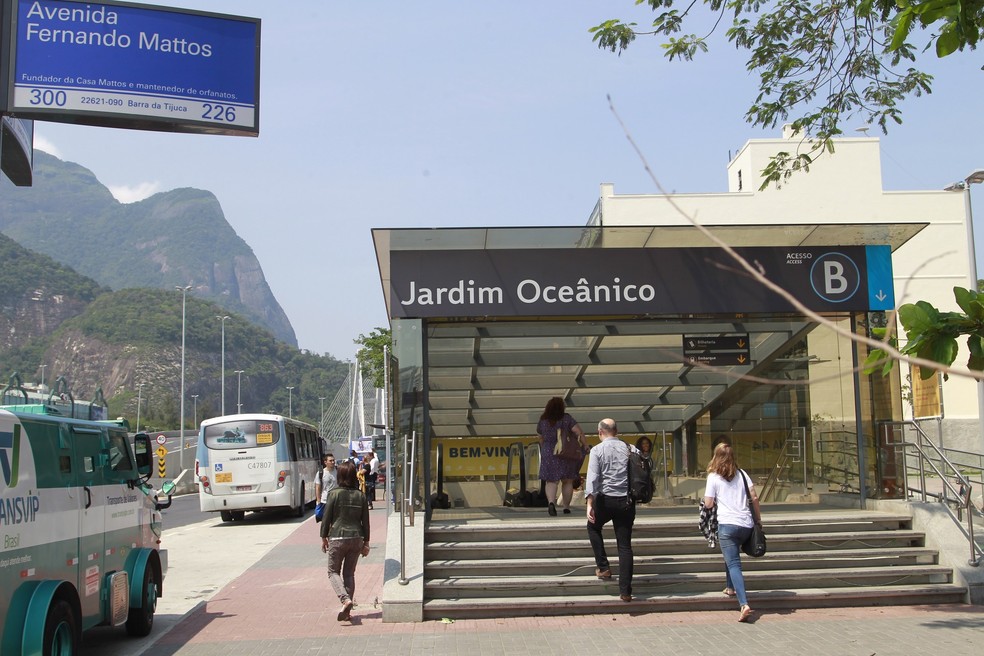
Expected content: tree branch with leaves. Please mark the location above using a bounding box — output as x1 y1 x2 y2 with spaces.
590 0 975 188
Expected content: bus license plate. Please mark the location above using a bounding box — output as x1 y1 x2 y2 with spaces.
236 485 252 492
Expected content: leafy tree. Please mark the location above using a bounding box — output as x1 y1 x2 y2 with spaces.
355 328 392 388
866 286 984 379
591 0 977 188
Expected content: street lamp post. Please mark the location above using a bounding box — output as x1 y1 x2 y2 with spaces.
286 386 294 418
945 169 984 441
216 315 230 415
136 382 144 433
235 370 245 413
39 364 46 390
319 396 326 435
191 394 199 430
176 284 192 470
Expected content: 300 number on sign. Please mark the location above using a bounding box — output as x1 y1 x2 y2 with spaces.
29 89 67 106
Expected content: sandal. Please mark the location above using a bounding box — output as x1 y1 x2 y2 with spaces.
337 599 353 621
738 605 753 623
723 588 736 597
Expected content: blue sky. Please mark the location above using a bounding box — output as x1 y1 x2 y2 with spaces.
31 1 984 361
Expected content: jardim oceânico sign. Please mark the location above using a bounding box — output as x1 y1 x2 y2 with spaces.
390 246 895 319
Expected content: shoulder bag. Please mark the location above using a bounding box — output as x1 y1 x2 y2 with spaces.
739 470 767 557
553 426 583 461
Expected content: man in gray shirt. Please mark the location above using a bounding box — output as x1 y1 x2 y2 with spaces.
584 418 635 601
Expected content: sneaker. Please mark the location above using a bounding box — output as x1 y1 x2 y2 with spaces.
619 594 633 602
548 502 557 516
595 568 612 580
337 599 353 622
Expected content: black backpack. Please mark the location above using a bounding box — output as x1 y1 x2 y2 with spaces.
627 450 655 504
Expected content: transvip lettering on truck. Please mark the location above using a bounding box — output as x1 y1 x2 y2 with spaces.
0 406 175 655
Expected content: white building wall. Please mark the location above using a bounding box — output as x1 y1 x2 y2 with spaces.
594 131 982 453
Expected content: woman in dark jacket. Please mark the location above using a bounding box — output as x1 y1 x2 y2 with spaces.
320 461 370 621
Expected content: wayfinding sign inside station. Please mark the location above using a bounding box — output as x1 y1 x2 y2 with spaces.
683 334 751 366
1 0 260 135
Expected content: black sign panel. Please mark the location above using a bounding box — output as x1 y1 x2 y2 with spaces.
683 335 750 353
389 246 887 319
683 334 751 367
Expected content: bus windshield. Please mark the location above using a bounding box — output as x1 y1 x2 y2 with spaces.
203 419 281 450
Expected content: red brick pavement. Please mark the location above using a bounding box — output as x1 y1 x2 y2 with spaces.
152 507 984 649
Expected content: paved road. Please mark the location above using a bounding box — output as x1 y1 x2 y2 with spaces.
80 500 309 656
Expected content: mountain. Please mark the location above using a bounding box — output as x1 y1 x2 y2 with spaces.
0 231 107 353
0 151 297 346
0 234 347 428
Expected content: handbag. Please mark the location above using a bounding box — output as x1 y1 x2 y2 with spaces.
553 427 582 461
739 470 767 557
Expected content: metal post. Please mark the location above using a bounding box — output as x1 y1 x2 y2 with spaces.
39 364 46 390
384 345 392 516
287 386 294 418
191 394 199 431
216 315 230 415
176 285 191 470
235 370 244 414
661 429 669 496
398 431 409 585
408 430 417 526
136 382 143 433
850 314 867 508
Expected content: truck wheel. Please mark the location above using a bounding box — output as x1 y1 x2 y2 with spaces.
220 510 232 522
125 566 157 637
43 599 79 656
232 511 246 521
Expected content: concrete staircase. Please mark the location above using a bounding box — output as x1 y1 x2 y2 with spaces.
422 504 967 619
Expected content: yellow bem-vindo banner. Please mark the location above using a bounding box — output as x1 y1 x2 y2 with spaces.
434 436 608 478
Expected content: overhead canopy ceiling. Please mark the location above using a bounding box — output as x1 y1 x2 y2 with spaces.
425 317 814 438
375 223 926 440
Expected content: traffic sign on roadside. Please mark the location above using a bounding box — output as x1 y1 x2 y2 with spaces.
156 434 167 446
156 445 168 458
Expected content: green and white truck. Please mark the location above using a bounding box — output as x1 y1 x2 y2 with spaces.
0 404 174 655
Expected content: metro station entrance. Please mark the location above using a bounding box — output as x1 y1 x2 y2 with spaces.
373 225 918 512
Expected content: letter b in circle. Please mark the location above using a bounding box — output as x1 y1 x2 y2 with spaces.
810 252 859 303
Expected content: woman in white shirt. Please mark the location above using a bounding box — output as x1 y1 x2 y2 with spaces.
703 441 761 622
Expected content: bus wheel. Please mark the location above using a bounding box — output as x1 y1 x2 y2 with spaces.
220 510 233 522
232 511 246 521
125 566 157 637
43 599 79 656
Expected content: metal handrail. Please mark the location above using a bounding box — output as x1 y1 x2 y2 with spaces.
760 439 793 502
880 420 982 567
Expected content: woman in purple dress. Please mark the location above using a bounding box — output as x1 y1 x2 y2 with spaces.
537 397 586 516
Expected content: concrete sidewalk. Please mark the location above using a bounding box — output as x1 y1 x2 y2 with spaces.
138 508 984 656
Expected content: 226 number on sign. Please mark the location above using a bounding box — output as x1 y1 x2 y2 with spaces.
202 103 236 122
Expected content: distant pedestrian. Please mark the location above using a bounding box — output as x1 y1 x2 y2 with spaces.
536 396 586 516
703 441 760 622
368 450 380 505
361 457 375 510
584 418 635 601
320 461 370 622
314 453 337 525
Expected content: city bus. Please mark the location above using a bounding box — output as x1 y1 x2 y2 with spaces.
195 414 322 522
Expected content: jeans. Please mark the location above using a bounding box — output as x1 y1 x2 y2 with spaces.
327 537 363 603
586 494 635 596
718 523 753 607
